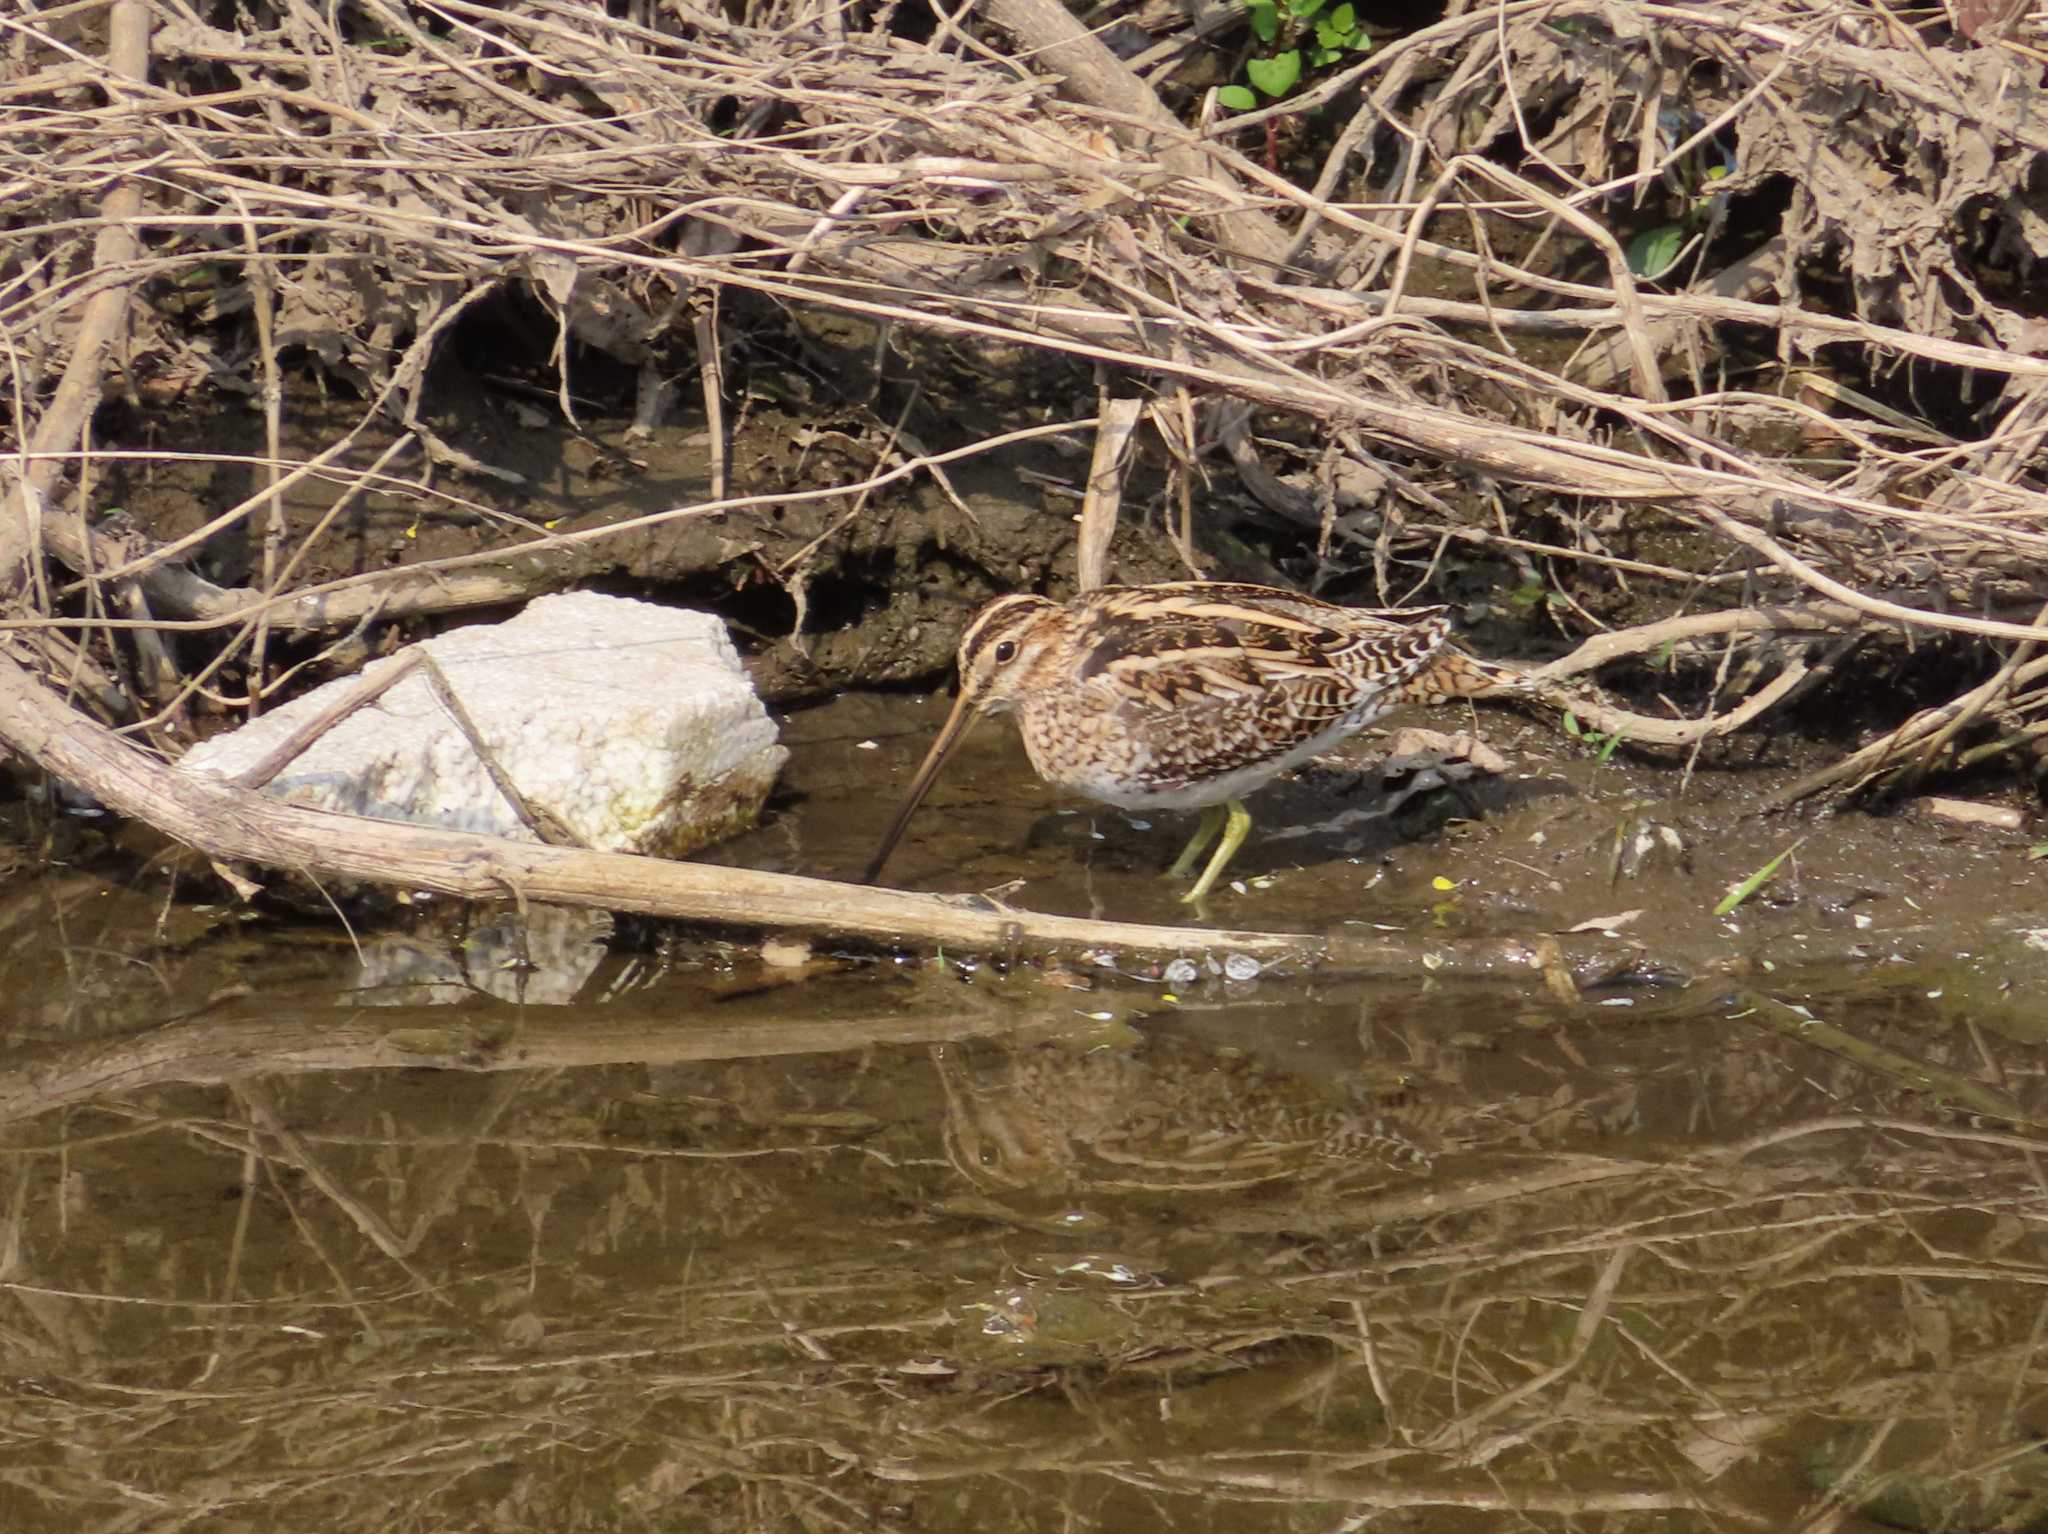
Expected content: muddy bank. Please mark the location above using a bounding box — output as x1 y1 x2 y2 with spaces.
85 359 1198 716
759 693 2048 1009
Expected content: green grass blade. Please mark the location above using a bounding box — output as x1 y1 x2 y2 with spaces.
1713 839 1805 916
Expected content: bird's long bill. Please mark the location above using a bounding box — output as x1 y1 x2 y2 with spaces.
860 690 980 885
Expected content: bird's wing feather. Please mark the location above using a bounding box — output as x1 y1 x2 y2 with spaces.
1072 592 1451 767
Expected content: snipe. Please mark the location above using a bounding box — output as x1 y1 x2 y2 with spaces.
862 581 1523 903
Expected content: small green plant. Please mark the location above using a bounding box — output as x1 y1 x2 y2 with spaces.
1561 710 1625 765
1626 223 1689 280
1506 579 1572 616
1625 110 1737 279
1217 0 1368 110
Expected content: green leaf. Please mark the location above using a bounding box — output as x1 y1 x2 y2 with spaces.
1627 223 1686 278
2030 842 2048 861
1285 0 1326 17
1713 840 1805 917
1217 84 1259 110
1594 730 1623 765
1310 44 1340 65
1246 1 1280 42
1246 49 1302 97
1329 2 1355 30
1315 19 1343 47
1562 711 1584 739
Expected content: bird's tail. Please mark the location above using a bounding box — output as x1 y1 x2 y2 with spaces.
1399 646 1533 704
1402 645 1607 715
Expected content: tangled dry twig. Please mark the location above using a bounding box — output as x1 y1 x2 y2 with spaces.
2 0 2046 796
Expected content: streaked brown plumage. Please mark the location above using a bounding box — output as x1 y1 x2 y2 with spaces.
862 582 1526 902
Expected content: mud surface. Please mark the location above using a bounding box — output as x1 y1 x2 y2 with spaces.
99 340 1201 717
1 692 2044 1532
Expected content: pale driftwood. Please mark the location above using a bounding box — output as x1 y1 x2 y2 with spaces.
4 0 151 591
1505 602 1858 749
0 649 1644 980
1767 650 2048 807
1524 603 1861 679
0 477 578 639
1075 395 1144 591
1537 656 1811 749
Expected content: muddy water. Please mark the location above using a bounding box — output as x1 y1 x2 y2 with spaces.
2 694 2045 1532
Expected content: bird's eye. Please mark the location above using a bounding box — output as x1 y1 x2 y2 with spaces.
993 640 1018 663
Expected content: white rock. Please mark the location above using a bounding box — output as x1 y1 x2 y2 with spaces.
1912 796 2025 832
182 591 786 856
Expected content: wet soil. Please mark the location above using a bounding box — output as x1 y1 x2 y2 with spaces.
1 688 2044 1532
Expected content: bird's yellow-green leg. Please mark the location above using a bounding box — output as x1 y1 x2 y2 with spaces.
1166 804 1226 880
1179 798 1252 904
